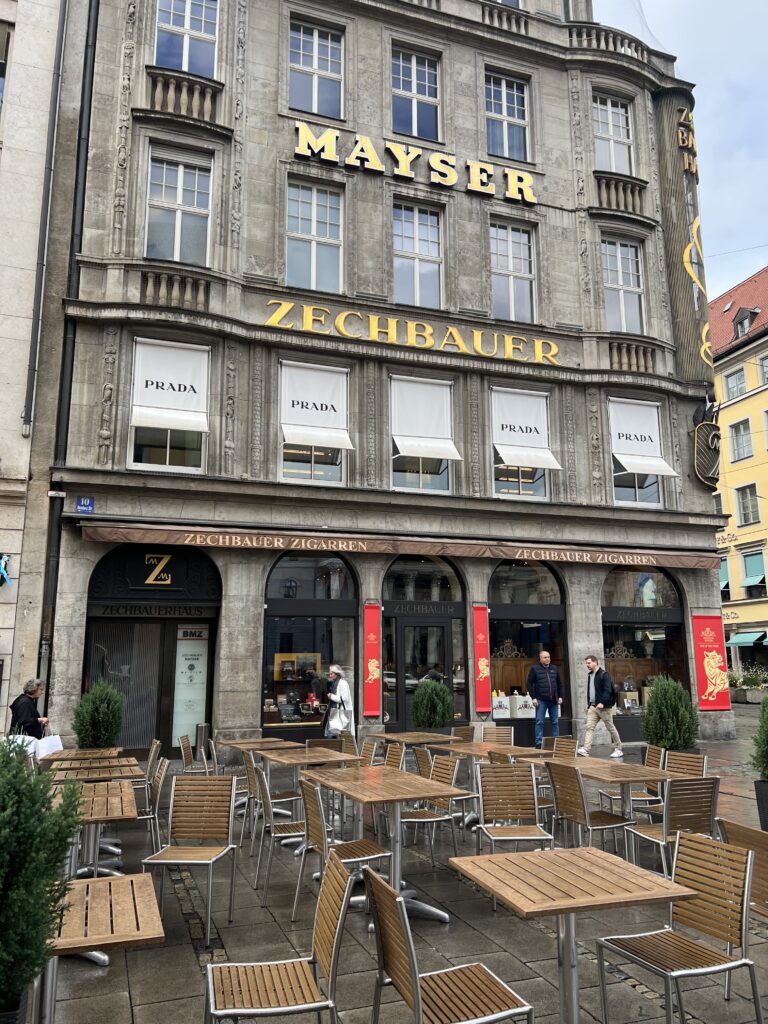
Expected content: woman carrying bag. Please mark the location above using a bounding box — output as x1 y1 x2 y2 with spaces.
324 664 354 738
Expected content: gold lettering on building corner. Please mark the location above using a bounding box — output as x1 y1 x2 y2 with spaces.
181 533 369 553
144 553 172 584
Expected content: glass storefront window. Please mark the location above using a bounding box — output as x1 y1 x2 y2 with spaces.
602 623 686 691
601 568 680 608
266 555 354 601
489 619 566 701
382 556 461 602
489 561 561 606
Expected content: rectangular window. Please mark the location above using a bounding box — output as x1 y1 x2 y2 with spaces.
730 419 753 462
490 223 534 323
391 48 439 141
736 483 760 526
0 23 10 120
713 492 723 515
760 356 768 386
146 153 211 266
609 399 677 507
724 368 746 400
155 0 217 78
393 204 441 308
390 377 461 492
129 339 209 472
601 238 643 334
720 557 729 594
742 550 766 598
286 182 342 292
280 362 353 484
289 20 343 119
593 95 633 175
485 73 528 162
491 388 561 500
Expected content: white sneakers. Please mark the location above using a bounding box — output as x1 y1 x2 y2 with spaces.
577 746 589 757
610 748 624 758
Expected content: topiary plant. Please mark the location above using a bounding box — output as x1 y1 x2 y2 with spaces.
411 678 454 729
752 695 768 781
73 679 124 748
0 740 81 1013
641 674 698 750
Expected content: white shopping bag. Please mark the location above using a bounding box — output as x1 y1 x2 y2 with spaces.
37 734 64 758
8 734 39 757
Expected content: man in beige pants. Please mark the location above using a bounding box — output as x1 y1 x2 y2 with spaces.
577 655 623 758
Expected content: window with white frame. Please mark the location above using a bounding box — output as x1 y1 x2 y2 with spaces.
608 399 677 507
393 204 441 308
720 557 729 595
723 368 746 400
592 95 633 175
735 315 752 338
491 388 561 499
490 223 534 323
155 0 217 79
485 73 528 162
742 550 766 598
279 362 353 484
730 419 753 462
760 356 768 386
601 238 643 333
289 20 343 119
129 339 209 471
0 23 11 123
391 48 439 141
713 492 723 515
286 182 342 292
736 483 760 526
146 152 211 265
390 377 461 491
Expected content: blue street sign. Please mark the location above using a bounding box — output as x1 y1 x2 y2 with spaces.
76 496 95 514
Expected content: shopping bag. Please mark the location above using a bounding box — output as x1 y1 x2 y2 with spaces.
37 733 64 758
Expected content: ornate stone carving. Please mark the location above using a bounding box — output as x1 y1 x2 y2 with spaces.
569 71 585 205
562 385 578 500
112 1 136 254
469 375 481 496
249 345 263 477
231 0 247 250
98 328 118 465
668 395 683 506
605 642 635 660
577 218 593 304
365 361 377 487
587 387 605 503
224 343 236 475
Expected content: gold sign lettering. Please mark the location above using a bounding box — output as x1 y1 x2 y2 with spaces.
144 553 172 585
385 141 422 178
294 121 339 163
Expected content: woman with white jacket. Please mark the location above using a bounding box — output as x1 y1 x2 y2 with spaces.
325 664 354 738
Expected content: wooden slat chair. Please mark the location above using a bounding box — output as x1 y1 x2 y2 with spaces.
625 776 719 877
665 750 707 776
292 779 392 921
340 731 358 757
542 734 573 752
600 744 666 816
142 775 237 946
488 750 513 765
596 831 764 1024
135 756 170 853
547 759 633 851
717 818 768 921
552 736 577 759
135 738 162 807
307 738 344 751
400 756 460 865
206 851 355 1024
359 737 379 766
239 751 300 851
451 725 474 741
483 725 514 744
251 763 305 906
365 866 533 1024
179 733 210 775
413 746 432 779
372 743 406 836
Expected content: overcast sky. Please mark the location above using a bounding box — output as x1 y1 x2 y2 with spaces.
592 0 767 300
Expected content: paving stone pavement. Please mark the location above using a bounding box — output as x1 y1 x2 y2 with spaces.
52 711 767 1024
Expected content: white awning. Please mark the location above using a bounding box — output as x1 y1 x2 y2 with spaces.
131 339 210 433
282 423 354 449
393 435 462 461
613 454 678 477
130 405 209 433
494 443 562 471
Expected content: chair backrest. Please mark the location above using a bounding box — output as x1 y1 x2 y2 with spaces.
168 775 236 845
340 731 358 757
488 750 513 765
483 725 513 744
413 746 432 778
717 818 768 918
307 738 343 752
552 737 577 759
665 750 707 776
360 737 378 766
146 738 162 782
150 757 170 812
300 778 329 855
451 725 474 741
253 764 274 827
429 755 459 811
672 831 752 951
663 776 719 838
179 734 194 770
243 750 258 796
207 738 220 774
365 866 422 1018
541 736 556 751
479 763 538 824
643 744 665 796
546 760 587 826
311 851 355 995
384 743 405 770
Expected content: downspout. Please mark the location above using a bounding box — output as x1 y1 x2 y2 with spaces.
38 0 100 690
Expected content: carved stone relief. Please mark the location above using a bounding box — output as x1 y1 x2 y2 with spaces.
365 361 377 487
469 375 481 497
112 1 137 254
98 328 118 465
562 385 578 501
249 345 263 477
231 0 247 252
587 387 605 503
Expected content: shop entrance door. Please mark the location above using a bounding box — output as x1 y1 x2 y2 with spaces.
384 618 454 730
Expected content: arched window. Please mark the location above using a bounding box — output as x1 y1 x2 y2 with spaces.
382 556 462 603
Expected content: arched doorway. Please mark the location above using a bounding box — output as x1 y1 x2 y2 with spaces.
84 545 221 754
262 554 358 737
600 568 687 699
382 556 467 728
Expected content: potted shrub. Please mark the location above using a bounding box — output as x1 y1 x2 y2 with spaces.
73 678 124 748
741 667 768 704
0 740 80 1023
751 695 768 830
641 674 698 751
411 678 454 732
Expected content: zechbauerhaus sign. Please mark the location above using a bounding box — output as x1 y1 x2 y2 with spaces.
80 523 718 571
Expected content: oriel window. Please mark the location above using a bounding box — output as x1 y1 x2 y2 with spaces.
490 223 534 323
393 204 441 308
146 154 211 266
289 21 343 119
391 48 439 141
286 182 342 293
601 238 643 334
593 95 633 175
485 73 528 162
155 0 218 79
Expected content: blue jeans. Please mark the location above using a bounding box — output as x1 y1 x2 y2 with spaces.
535 699 560 747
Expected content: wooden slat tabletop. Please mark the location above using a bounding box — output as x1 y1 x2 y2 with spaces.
259 747 362 767
429 741 549 758
52 760 144 784
377 731 460 745
76 781 138 823
221 739 302 752
302 764 471 805
449 847 696 918
52 874 164 955
49 757 140 772
516 756 673 786
39 747 123 762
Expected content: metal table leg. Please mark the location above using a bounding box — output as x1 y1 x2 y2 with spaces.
390 801 450 924
556 912 580 1024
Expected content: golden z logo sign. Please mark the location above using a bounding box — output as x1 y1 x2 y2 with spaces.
692 394 720 489
144 553 173 585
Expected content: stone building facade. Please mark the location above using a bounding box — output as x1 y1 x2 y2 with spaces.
6 0 731 748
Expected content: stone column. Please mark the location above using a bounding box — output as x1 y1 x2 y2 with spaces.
561 565 609 741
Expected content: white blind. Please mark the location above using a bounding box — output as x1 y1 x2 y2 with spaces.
280 362 353 449
131 339 209 432
390 377 461 460
608 399 677 477
491 388 561 470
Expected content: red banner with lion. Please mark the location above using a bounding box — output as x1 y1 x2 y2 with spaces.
363 602 382 717
692 615 731 711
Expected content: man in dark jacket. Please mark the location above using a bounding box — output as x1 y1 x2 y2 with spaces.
577 655 623 758
526 651 564 748
9 679 48 739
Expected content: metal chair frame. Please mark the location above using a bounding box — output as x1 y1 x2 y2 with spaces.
253 763 305 905
625 775 719 877
599 744 666 815
547 759 633 851
179 733 210 775
400 756 460 865
135 756 170 852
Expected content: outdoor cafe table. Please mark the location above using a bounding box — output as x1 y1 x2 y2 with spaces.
51 758 145 784
220 738 302 752
39 747 123 763
303 764 470 923
376 731 461 746
429 741 551 760
76 780 138 877
450 847 696 1024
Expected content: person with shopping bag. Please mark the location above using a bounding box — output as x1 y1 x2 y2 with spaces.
324 664 354 738
9 678 49 738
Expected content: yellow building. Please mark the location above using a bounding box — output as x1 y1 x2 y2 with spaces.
711 267 768 668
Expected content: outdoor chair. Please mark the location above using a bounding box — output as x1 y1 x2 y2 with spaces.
142 775 237 946
717 818 768 921
451 725 474 741
207 739 249 817
252 763 305 906
547 759 633 851
239 751 300 851
179 733 210 775
596 831 764 1024
365 866 533 1024
552 736 577 759
541 734 573 751
205 851 355 1024
664 750 707 776
340 731 358 757
488 750 513 765
413 746 432 778
359 737 378 765
600 744 665 816
372 743 405 836
307 738 344 751
134 738 161 807
482 725 514 744
291 779 391 921
625 776 719 877
135 756 169 853
400 755 460 864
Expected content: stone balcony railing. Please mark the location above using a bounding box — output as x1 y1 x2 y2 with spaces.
609 340 658 374
401 0 441 8
146 67 223 126
568 23 648 63
594 172 647 216
481 2 528 34
142 268 210 312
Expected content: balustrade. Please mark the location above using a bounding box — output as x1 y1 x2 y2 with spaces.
148 69 220 124
143 270 209 313
569 24 647 62
594 173 645 216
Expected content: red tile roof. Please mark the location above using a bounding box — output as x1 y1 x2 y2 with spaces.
709 265 768 358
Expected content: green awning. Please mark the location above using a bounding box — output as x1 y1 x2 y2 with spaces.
720 580 730 591
726 631 766 646
742 575 765 588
